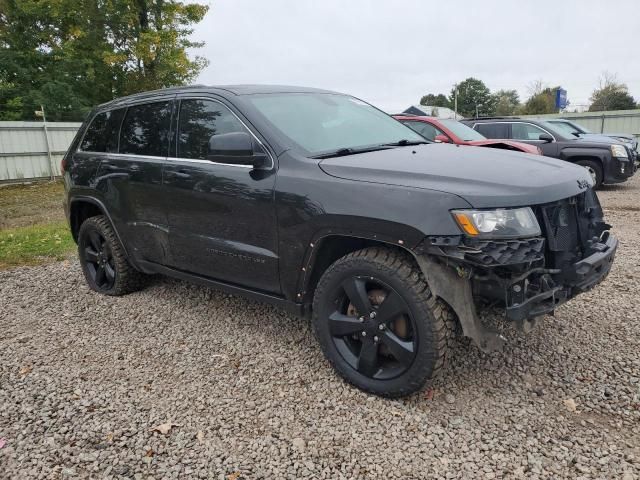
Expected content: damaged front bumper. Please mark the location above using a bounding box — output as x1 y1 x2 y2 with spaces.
415 189 617 352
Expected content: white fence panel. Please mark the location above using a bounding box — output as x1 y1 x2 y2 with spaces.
0 121 81 182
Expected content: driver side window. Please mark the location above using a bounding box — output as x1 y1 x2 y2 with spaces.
178 99 247 160
511 123 547 141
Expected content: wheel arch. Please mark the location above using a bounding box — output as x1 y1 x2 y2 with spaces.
299 233 421 305
69 196 128 257
559 149 607 171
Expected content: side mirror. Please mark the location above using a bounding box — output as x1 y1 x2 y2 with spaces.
434 134 450 143
207 132 271 169
208 132 254 157
538 133 553 143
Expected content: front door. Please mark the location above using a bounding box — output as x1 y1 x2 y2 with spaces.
510 122 559 157
163 97 280 293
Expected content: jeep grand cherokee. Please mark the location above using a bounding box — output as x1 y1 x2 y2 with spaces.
63 85 617 397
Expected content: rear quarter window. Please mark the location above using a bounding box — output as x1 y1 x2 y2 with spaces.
475 123 510 139
119 102 172 157
80 109 125 152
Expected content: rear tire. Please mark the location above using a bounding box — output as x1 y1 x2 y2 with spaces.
312 247 455 398
576 159 603 188
78 215 146 296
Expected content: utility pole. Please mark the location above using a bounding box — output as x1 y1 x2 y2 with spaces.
454 84 458 119
38 105 55 180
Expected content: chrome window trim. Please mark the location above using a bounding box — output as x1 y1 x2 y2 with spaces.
175 95 275 170
472 121 556 142
166 156 253 169
77 152 167 162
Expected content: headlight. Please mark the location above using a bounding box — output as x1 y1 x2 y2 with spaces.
452 207 541 238
611 144 628 158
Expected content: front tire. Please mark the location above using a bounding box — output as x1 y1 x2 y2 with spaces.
576 159 603 188
78 215 145 296
312 247 454 398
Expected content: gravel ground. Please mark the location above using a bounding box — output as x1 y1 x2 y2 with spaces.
1 178 639 479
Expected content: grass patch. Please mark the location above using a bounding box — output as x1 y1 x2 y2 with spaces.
0 221 76 269
0 180 65 229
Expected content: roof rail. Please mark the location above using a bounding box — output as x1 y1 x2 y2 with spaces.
472 116 521 120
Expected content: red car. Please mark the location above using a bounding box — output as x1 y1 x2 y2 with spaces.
393 115 542 155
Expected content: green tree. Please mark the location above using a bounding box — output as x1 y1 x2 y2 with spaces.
492 89 520 116
449 78 496 118
419 93 449 108
521 81 559 114
588 73 636 112
0 0 209 121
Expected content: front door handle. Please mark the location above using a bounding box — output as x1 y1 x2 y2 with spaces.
103 163 120 171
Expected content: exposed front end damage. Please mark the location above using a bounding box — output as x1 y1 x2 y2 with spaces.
415 188 618 352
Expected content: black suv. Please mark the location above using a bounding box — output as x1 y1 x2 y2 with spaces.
63 85 617 397
463 117 635 188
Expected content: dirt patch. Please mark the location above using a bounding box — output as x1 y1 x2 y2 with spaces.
0 180 66 229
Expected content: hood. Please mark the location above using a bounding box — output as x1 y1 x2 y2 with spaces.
318 144 593 208
466 139 541 155
579 133 637 149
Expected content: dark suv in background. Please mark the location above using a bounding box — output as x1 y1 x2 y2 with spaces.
63 85 617 397
463 117 635 188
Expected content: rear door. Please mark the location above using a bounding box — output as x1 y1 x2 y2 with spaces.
162 96 280 293
96 98 174 265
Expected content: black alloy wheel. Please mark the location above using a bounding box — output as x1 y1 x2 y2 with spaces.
329 276 417 380
82 229 116 290
312 247 455 397
77 215 146 296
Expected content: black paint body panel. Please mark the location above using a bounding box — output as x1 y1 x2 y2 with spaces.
63 85 599 308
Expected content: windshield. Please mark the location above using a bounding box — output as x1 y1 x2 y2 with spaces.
439 119 486 141
246 93 425 155
549 120 583 137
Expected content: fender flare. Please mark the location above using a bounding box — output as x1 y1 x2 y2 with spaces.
69 195 129 258
296 226 424 302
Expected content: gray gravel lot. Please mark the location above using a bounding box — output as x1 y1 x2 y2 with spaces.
1 177 640 479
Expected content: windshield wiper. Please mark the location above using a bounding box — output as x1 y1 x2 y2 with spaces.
311 145 392 159
382 139 430 147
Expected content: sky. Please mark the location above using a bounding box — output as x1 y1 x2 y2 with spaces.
191 0 640 113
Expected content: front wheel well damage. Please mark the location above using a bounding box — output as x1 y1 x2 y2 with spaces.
302 236 418 305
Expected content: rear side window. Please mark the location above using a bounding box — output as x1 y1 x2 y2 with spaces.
80 109 124 152
177 99 247 160
475 123 510 139
402 121 444 141
119 102 172 157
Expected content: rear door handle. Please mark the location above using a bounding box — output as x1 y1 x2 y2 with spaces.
166 170 191 179
103 163 120 171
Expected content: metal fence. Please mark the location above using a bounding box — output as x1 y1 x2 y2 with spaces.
0 121 81 182
2 110 640 182
519 109 640 141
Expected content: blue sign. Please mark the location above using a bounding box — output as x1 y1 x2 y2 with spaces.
555 88 568 109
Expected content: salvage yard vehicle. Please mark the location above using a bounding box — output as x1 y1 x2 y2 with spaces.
546 118 638 164
63 85 617 397
463 117 635 188
393 114 542 155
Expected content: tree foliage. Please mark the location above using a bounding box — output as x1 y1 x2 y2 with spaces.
450 78 496 118
521 82 560 115
589 72 637 112
0 0 209 121
492 89 520 116
419 93 449 108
